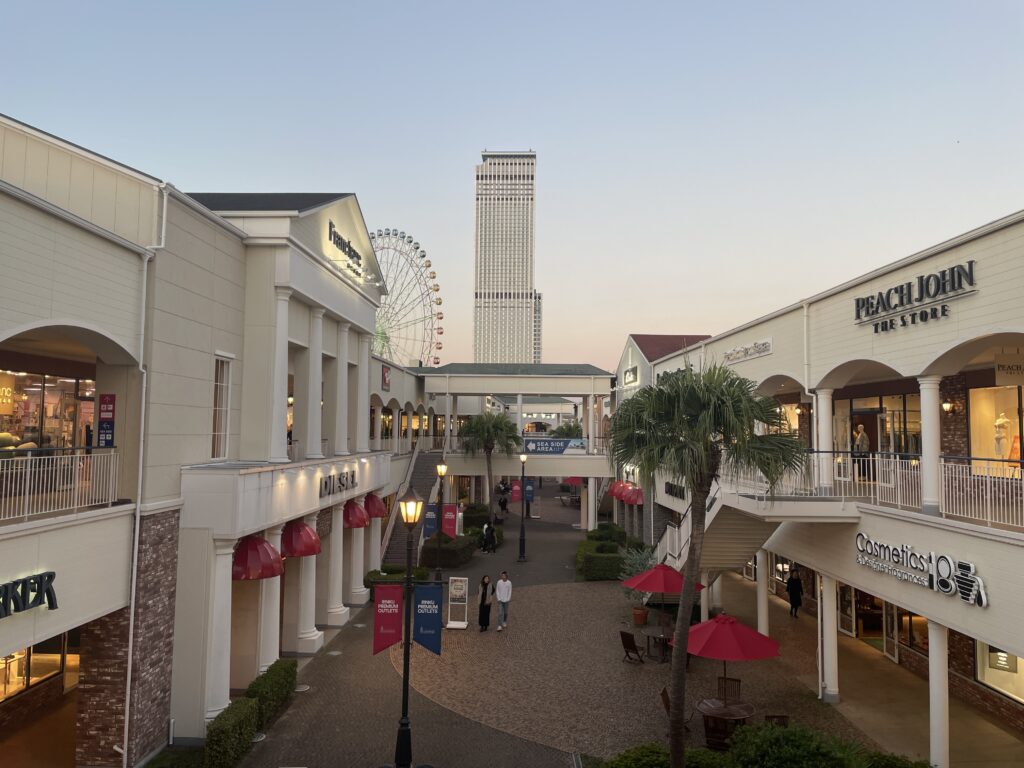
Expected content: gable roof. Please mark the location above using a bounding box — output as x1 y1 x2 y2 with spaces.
629 334 710 362
186 192 353 215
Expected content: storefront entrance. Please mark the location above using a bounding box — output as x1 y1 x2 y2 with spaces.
836 583 899 662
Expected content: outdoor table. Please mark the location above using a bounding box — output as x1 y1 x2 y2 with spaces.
641 626 673 662
697 697 756 721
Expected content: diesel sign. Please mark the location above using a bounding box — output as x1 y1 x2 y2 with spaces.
320 470 358 499
0 571 58 619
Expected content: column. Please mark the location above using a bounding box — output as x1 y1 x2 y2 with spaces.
452 395 459 438
366 504 382 572
612 494 620 525
445 396 452 448
334 323 350 455
356 334 371 452
305 309 325 459
419 413 426 446
470 476 476 503
205 539 235 721
587 395 595 452
257 526 285 673
517 393 523 433
928 619 950 768
710 575 723 613
294 514 324 653
587 477 597 530
372 407 383 451
270 289 291 463
755 549 769 636
345 525 369 604
815 388 834 492
700 569 710 622
325 507 349 627
406 407 414 453
820 574 840 703
919 375 942 516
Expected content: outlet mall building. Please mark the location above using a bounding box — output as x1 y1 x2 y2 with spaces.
622 208 1024 767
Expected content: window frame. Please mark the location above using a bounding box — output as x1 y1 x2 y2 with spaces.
211 354 233 460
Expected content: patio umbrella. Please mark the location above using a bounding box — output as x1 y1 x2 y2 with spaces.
564 476 583 486
622 563 704 619
687 613 780 702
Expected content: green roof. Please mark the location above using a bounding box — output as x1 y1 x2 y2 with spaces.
408 363 612 377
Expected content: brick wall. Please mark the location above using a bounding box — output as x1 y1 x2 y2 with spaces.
126 509 180 765
317 508 332 539
940 374 969 457
0 673 64 731
76 607 129 767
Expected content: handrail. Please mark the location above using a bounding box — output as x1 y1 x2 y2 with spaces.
381 440 422 554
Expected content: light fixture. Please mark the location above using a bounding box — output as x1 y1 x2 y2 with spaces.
436 463 447 478
795 406 802 415
520 454 527 464
942 400 954 414
398 488 424 527
287 396 294 406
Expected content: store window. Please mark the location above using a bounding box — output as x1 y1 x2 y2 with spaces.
977 642 1024 703
772 554 792 585
0 633 72 704
897 608 929 654
0 371 95 453
211 357 231 459
968 385 1022 472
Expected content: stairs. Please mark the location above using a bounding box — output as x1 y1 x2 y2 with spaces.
382 450 443 567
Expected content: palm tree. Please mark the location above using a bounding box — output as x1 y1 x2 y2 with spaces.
608 363 805 768
550 421 583 438
459 412 524 523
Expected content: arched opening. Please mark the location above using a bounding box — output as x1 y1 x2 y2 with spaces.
757 374 812 448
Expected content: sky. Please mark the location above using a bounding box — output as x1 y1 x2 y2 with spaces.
4 2 1024 372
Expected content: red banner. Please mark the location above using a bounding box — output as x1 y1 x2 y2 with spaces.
373 584 403 655
511 480 522 503
441 503 458 538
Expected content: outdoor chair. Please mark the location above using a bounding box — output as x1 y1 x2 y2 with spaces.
717 676 741 702
702 714 734 751
659 687 693 735
620 630 645 663
764 714 790 727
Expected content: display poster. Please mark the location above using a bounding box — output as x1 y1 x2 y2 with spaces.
995 355 1024 387
446 576 469 630
0 373 13 417
372 584 403 655
98 394 116 447
423 503 438 538
381 365 391 392
413 584 443 655
441 503 458 538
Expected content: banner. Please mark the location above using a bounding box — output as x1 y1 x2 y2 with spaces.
423 503 438 538
373 584 403 655
413 584 443 655
523 437 587 455
511 480 521 503
441 503 458 538
525 482 534 503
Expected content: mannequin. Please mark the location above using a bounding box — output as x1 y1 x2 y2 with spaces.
995 412 1012 458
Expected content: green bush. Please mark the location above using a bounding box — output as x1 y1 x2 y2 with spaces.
576 539 625 580
147 748 204 768
462 504 491 529
203 697 259 768
687 750 735 768
364 567 429 589
864 754 930 768
465 525 504 549
244 658 296 729
728 724 847 768
604 742 669 768
419 533 477 567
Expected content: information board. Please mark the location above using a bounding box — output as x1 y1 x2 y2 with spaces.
446 576 469 630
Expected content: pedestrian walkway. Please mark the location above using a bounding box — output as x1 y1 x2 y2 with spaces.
719 572 1024 767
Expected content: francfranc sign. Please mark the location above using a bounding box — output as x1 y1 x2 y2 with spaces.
320 470 358 499
855 532 988 608
723 338 772 365
0 571 58 620
854 260 976 334
327 220 364 276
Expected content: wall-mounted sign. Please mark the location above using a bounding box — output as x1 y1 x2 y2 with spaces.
0 372 13 416
723 338 773 365
664 481 686 500
995 355 1024 387
327 220 364 276
381 365 391 392
854 260 976 335
0 571 58 619
623 366 639 387
988 646 1018 673
319 470 358 499
524 437 587 455
854 531 988 607
98 394 116 447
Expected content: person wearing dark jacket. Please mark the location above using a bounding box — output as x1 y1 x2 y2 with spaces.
478 575 493 631
483 523 497 554
786 566 804 618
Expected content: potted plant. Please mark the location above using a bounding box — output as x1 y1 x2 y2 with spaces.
620 546 656 626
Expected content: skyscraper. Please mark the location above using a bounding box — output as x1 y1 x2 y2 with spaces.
473 150 542 363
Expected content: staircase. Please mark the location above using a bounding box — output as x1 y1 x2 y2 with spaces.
383 450 443 567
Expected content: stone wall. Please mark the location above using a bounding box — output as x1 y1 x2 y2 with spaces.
0 673 64 731
317 507 333 539
76 607 129 767
940 374 969 457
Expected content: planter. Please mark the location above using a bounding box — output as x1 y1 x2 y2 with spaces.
632 605 649 626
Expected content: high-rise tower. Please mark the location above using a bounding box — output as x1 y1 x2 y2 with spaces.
473 150 542 363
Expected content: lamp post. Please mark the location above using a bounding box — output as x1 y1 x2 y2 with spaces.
394 488 423 768
518 453 527 563
434 463 447 582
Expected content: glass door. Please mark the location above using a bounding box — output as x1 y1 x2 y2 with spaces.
837 582 856 636
883 601 899 662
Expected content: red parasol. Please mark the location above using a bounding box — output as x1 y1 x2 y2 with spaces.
622 563 704 594
563 476 583 486
687 613 780 701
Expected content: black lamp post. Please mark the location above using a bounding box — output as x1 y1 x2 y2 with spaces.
393 488 423 768
434 463 447 582
518 453 527 562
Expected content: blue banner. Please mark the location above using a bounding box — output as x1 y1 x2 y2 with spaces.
413 584 443 655
422 503 438 538
523 437 587 455
525 482 534 503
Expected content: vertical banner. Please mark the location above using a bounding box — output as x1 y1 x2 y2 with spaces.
511 480 522 503
373 584 403 655
97 394 116 447
441 503 458 538
422 503 438 538
525 481 534 503
413 584 443 655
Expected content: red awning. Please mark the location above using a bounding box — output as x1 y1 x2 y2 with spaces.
344 499 369 528
281 519 321 557
364 493 389 519
232 535 284 580
563 476 583 486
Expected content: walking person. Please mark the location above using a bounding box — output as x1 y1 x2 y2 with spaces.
498 494 508 521
483 522 497 554
495 571 512 631
786 565 803 618
478 575 493 631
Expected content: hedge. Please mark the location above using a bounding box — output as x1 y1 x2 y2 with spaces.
203 697 259 768
147 748 204 768
576 539 625 580
364 567 430 590
244 658 296 729
586 523 627 544
462 504 491 529
603 743 669 768
419 533 477 567
465 525 504 549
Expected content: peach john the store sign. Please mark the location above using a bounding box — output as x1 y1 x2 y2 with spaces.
854 260 977 334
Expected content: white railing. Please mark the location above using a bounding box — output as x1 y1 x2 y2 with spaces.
0 449 120 522
941 457 1024 529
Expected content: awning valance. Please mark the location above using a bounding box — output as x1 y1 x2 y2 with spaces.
281 519 321 557
344 499 370 528
364 493 389 519
232 535 284 580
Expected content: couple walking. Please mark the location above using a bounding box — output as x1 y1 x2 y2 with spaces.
478 571 512 632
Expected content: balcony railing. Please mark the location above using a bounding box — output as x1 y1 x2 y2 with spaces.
0 447 120 523
941 457 1024 529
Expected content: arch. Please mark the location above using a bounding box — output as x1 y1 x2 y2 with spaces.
370 393 386 408
385 397 402 413
755 373 806 398
815 359 907 391
0 319 138 366
921 329 1024 377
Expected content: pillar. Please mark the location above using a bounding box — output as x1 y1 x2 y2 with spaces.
334 323 350 455
445 396 452 448
345 525 369 604
356 334 371 453
612 494 620 525
270 288 291 462
919 375 942 515
295 514 324 653
366 512 382 573
406 406 414 453
820 573 840 703
205 539 235 721
517 393 523 433
372 407 383 451
815 388 834 492
257 526 284 673
325 506 349 627
305 308 325 459
700 569 710 622
928 619 950 768
587 477 597 530
710 574 723 612
755 549 769 636
470 476 476 503
452 394 459 438
419 413 426 445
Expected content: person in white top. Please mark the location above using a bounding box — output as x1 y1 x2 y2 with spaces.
494 571 512 631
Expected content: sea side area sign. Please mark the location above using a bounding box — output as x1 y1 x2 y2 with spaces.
524 437 587 455
854 260 977 335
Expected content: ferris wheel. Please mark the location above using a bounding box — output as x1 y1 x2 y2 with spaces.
369 228 443 367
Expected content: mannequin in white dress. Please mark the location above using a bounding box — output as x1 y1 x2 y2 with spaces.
995 412 1012 458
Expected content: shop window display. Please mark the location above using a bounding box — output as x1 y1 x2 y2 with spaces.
0 372 95 454
0 632 74 704
968 385 1022 474
897 608 929 654
977 642 1024 703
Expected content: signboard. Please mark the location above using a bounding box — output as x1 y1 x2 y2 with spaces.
623 366 639 387
0 373 13 416
510 481 521 503
446 576 469 630
372 584 403 654
723 338 773 365
523 437 587 455
319 470 358 499
413 584 443 655
995 355 1024 387
989 647 1018 673
0 571 58 620
854 260 977 335
423 503 439 538
381 365 391 391
441 503 458 539
98 394 116 448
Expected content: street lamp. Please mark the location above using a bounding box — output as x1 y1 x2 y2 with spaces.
434 463 448 582
394 488 423 768
518 453 527 563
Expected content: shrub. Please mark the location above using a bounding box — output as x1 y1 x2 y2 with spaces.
687 750 735 768
244 658 296 729
203 697 259 768
419 533 477 567
728 724 847 768
465 525 504 549
587 523 627 544
864 754 930 768
364 567 429 590
576 540 624 580
603 742 669 768
147 748 204 768
462 504 491 529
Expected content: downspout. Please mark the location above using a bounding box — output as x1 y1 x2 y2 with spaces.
802 302 811 393
120 183 166 767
